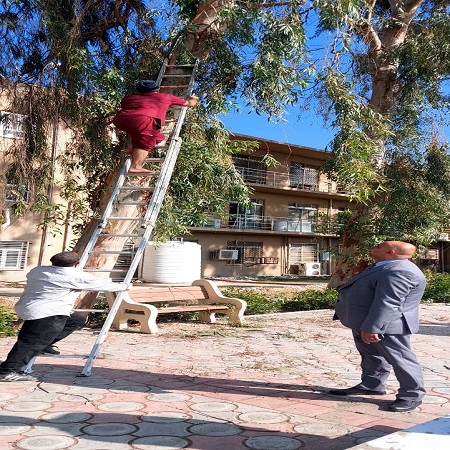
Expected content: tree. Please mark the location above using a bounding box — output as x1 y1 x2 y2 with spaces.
1 1 450 290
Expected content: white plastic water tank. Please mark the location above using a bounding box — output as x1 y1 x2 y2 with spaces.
140 241 201 283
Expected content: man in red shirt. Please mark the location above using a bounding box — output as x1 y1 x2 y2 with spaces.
113 80 199 173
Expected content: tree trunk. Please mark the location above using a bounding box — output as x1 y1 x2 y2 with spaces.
329 0 425 286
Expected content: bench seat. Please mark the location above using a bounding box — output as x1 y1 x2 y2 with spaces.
104 279 246 334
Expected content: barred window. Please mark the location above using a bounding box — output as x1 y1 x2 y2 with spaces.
290 162 319 189
0 241 29 270
227 241 263 264
0 112 27 139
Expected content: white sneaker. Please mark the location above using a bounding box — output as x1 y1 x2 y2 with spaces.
0 371 39 382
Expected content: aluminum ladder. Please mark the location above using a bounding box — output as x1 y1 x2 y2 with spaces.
23 59 199 377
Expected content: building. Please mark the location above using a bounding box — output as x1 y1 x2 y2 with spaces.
184 134 352 278
0 80 73 282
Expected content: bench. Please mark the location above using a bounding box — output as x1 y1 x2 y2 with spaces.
104 279 246 334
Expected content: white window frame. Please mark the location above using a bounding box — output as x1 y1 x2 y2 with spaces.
0 241 29 270
0 111 27 139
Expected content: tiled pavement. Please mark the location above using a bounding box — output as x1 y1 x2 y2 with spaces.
1 304 450 450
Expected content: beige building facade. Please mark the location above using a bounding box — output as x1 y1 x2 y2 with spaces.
184 135 352 278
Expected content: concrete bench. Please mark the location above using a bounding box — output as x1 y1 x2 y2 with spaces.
104 279 247 334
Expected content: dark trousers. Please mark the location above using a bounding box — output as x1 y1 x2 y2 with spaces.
352 330 425 400
0 314 85 374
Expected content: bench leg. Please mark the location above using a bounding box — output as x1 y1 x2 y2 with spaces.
198 311 217 323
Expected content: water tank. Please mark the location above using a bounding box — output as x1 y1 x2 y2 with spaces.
140 241 201 283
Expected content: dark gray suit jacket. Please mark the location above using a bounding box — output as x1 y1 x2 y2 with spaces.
334 260 426 334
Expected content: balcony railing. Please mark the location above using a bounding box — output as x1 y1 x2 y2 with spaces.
201 215 333 234
235 167 340 194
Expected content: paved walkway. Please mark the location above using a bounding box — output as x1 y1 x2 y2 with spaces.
1 304 450 450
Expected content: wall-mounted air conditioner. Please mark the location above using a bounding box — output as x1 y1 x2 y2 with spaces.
218 249 239 260
303 262 321 276
439 233 449 241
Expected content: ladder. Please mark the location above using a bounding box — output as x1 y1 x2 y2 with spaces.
23 59 199 377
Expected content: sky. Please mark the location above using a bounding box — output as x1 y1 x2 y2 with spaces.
221 105 450 152
221 106 334 151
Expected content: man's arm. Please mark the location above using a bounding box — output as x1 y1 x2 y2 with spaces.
72 273 129 292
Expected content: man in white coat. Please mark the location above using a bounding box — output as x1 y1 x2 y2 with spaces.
329 241 426 412
0 251 128 382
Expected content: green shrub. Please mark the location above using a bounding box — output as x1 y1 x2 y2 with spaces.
223 288 284 315
281 289 338 311
223 287 338 315
0 305 17 336
423 271 450 303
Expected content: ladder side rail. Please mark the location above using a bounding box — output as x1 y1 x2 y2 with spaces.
141 139 182 228
161 61 198 144
156 59 169 85
78 159 131 269
81 290 127 376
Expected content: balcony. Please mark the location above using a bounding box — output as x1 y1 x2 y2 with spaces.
202 215 325 234
235 167 343 194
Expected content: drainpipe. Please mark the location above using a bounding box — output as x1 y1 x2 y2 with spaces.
1 208 11 229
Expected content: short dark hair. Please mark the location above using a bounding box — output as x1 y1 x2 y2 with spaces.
50 251 80 267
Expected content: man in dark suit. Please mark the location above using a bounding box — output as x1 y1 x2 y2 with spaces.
329 241 426 412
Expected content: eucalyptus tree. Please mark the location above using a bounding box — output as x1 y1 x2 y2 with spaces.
1 1 450 288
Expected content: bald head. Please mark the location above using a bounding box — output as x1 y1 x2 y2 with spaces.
369 241 416 262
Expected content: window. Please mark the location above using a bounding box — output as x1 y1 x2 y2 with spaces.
227 241 263 264
229 199 264 229
289 243 319 264
290 162 319 189
0 112 27 139
288 203 317 232
5 183 29 203
0 241 29 270
233 154 267 185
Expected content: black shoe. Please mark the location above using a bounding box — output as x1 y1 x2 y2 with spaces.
41 345 60 355
388 399 422 412
328 385 386 396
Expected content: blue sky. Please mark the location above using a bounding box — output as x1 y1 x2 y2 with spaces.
222 105 450 151
222 106 334 150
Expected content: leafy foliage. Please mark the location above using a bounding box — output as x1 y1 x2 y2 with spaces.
223 287 338 315
0 305 17 336
422 270 450 303
0 0 449 266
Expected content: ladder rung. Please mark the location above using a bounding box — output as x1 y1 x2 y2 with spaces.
107 216 145 220
145 158 165 162
89 250 135 255
121 186 154 190
126 173 158 177
166 64 195 68
115 201 148 205
98 233 141 237
162 74 192 78
84 269 128 273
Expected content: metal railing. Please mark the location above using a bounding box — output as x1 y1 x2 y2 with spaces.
204 215 320 233
235 167 343 194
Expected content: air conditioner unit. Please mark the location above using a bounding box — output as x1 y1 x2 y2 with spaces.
211 219 222 228
439 233 449 241
218 249 239 260
303 262 321 276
